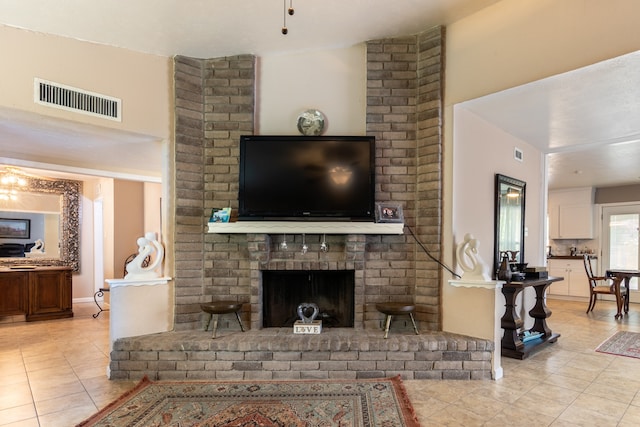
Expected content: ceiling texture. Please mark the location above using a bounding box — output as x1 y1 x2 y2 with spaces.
1 0 640 189
461 50 640 190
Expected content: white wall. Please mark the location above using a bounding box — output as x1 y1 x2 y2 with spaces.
445 107 545 334
451 107 545 273
75 189 95 300
445 0 640 106
43 214 59 258
144 182 162 236
258 45 367 135
97 178 115 290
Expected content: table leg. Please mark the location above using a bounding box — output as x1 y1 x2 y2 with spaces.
606 272 633 318
501 286 524 351
529 282 552 336
613 277 625 319
624 278 631 314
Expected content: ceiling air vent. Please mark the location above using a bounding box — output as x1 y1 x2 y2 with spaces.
34 78 121 121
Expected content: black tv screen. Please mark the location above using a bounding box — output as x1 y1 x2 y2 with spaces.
238 135 375 221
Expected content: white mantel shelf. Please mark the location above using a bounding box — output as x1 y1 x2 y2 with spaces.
106 277 172 288
207 221 404 235
448 279 505 290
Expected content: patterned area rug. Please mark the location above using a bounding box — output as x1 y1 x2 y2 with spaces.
76 376 420 426
596 331 640 359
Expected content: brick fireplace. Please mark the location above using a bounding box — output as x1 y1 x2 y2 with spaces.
247 233 366 331
172 27 446 334
110 27 496 381
262 270 355 328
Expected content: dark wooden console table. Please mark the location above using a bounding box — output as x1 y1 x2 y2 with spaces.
501 276 563 359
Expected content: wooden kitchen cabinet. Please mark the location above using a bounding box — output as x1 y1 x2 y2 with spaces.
548 188 595 239
547 258 590 298
0 266 73 321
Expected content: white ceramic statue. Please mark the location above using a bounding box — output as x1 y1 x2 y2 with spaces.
30 239 44 253
456 233 491 281
25 239 46 258
125 232 165 280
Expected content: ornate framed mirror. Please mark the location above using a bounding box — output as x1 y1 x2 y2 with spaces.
493 174 526 278
0 174 81 271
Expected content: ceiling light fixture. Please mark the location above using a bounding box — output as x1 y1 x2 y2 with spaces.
329 166 352 185
505 187 520 198
282 0 295 35
0 168 27 202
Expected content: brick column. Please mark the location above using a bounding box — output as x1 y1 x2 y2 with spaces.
414 27 445 330
174 56 206 327
366 26 444 330
173 55 255 330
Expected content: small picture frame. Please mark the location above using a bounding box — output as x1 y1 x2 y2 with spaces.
0 218 31 239
210 207 232 223
375 203 404 223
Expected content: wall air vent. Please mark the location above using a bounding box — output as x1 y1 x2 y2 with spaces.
514 147 523 162
34 78 121 121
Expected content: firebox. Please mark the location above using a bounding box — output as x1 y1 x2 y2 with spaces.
262 270 355 328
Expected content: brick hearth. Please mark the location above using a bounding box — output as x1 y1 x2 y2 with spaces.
109 329 493 381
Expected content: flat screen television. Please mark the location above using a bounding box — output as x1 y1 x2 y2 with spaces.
238 135 375 221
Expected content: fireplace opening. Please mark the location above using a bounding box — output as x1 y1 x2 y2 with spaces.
262 270 355 328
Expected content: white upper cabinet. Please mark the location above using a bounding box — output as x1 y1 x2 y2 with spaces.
548 188 595 239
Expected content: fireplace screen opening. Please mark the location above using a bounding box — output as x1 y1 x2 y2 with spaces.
262 270 355 328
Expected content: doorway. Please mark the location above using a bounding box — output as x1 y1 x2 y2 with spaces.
93 198 104 296
602 204 640 301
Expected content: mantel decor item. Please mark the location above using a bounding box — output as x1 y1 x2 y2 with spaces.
376 203 404 223
210 207 231 223
296 109 325 136
455 233 491 281
497 251 512 282
294 302 322 334
124 231 165 280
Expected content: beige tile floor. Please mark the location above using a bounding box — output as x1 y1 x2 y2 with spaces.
1 299 640 426
405 298 640 426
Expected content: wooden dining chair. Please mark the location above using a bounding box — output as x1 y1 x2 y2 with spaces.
583 254 627 318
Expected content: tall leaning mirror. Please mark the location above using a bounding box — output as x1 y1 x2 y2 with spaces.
493 174 526 278
0 169 81 271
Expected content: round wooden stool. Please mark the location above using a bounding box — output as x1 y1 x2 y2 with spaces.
201 302 245 338
375 303 419 339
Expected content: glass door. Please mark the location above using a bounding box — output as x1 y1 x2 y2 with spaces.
602 204 640 301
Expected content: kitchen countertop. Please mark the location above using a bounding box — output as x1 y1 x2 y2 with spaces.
548 255 596 260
